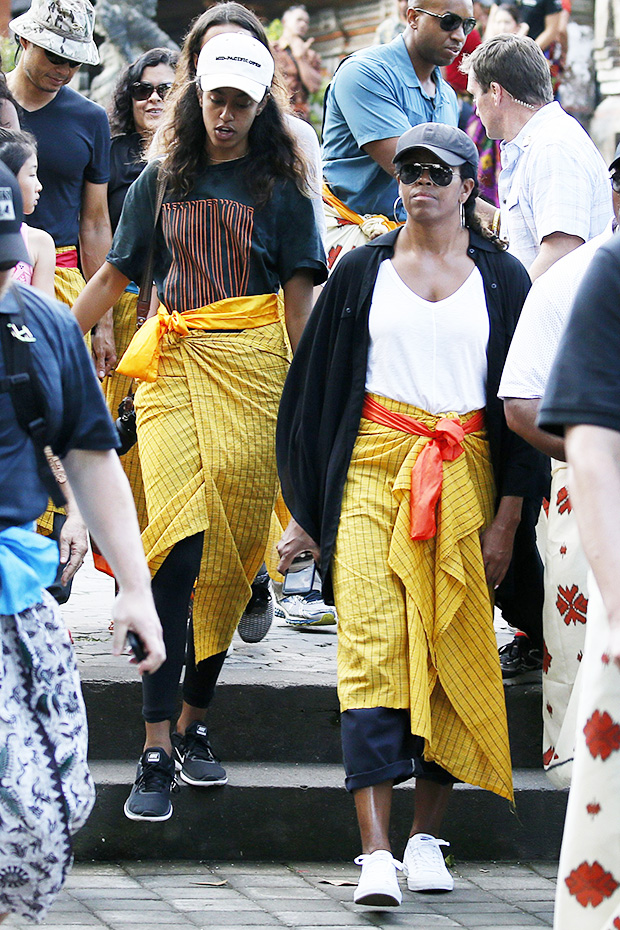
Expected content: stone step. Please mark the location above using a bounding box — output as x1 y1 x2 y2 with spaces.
75 762 566 862
83 676 544 769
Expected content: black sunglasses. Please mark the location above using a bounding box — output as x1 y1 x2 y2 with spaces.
413 8 477 34
130 81 173 101
398 162 456 186
611 173 620 194
43 47 81 68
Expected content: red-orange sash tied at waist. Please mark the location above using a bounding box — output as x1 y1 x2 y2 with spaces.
362 394 486 540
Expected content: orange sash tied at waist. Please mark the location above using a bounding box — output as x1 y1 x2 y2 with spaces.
322 182 400 231
116 293 279 382
362 394 486 540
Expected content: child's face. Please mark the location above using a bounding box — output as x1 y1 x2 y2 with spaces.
17 153 42 215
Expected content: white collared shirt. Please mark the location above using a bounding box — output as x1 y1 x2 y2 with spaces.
498 102 612 270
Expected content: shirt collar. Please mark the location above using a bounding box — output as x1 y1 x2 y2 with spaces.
502 101 560 153
393 34 443 90
0 285 21 316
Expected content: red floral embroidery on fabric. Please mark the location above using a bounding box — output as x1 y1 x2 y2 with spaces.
586 802 601 816
613 918 620 928
565 862 619 907
560 544 567 556
602 653 611 665
542 497 550 516
543 641 552 674
584 711 620 761
327 245 343 269
546 703 553 716
557 585 588 625
543 746 555 767
557 486 572 514
577 651 583 663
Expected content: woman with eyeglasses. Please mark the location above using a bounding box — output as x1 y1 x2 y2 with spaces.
277 122 547 906
72 29 325 823
98 48 179 542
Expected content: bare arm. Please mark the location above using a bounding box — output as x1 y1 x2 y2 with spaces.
504 397 565 460
283 270 315 352
79 180 116 379
72 261 130 335
362 138 399 178
529 231 584 281
480 495 523 589
63 448 165 674
565 424 620 665
535 10 563 51
28 226 56 297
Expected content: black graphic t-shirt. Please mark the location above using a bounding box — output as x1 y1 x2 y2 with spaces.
108 157 326 310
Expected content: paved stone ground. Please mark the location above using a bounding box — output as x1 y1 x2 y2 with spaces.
3 860 556 929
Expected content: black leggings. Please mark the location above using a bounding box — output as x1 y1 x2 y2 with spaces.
141 532 227 723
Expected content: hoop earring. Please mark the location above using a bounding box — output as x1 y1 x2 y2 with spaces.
393 195 403 219
460 201 465 228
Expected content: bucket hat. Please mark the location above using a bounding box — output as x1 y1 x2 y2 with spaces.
10 0 100 67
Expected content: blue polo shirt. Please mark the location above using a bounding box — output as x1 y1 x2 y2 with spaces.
322 35 459 218
0 284 119 530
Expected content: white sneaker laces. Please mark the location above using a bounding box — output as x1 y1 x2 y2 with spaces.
354 852 404 871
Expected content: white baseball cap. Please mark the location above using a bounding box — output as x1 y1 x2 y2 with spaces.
196 33 274 103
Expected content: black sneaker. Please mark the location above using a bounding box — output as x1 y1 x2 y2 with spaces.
171 722 228 787
499 634 543 682
124 747 177 822
237 568 273 643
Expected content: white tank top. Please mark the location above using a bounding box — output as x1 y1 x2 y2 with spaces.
365 259 489 415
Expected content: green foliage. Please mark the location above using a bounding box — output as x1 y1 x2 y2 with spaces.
266 18 283 43
0 35 18 73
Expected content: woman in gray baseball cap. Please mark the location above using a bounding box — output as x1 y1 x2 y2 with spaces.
277 121 547 905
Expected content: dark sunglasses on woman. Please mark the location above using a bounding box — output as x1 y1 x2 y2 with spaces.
130 81 173 101
43 48 81 69
398 163 456 187
413 8 478 34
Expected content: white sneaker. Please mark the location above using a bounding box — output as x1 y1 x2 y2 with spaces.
403 833 454 892
275 590 337 627
353 850 403 907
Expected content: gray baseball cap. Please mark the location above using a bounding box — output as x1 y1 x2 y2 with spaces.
393 123 479 171
0 161 30 270
609 142 620 173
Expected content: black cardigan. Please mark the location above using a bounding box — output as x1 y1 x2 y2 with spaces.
277 228 549 599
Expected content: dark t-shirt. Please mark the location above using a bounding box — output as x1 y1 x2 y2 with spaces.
516 0 563 41
108 158 326 310
539 235 620 435
108 133 144 233
0 284 119 529
21 86 110 248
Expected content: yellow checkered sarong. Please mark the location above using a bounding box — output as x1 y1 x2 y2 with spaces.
333 394 513 801
102 289 147 531
136 321 289 662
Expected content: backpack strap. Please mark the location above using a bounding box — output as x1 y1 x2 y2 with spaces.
0 286 67 507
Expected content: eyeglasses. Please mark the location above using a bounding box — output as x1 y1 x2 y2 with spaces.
398 162 456 186
130 81 173 101
43 48 81 69
611 173 620 194
413 8 478 34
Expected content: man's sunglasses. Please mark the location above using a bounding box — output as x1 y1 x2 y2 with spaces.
611 173 620 194
43 48 81 68
130 81 173 101
398 162 456 186
413 8 478 34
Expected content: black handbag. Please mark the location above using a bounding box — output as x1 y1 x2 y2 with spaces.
115 169 167 455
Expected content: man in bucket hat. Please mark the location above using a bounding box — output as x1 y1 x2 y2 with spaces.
7 0 114 378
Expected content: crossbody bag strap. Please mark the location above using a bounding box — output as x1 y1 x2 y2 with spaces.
0 287 67 507
136 167 168 329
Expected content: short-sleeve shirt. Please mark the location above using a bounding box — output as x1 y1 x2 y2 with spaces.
498 227 613 399
108 159 327 310
20 86 110 248
498 102 611 270
0 284 119 530
516 0 563 40
539 234 620 435
108 133 144 234
322 35 459 219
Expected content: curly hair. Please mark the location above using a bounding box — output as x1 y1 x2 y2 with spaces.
108 47 179 138
152 2 306 205
0 128 37 176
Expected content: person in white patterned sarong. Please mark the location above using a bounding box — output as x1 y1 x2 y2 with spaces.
0 162 164 924
540 225 620 930
499 147 620 786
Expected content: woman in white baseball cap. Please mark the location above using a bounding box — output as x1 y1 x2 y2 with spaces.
72 24 326 824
